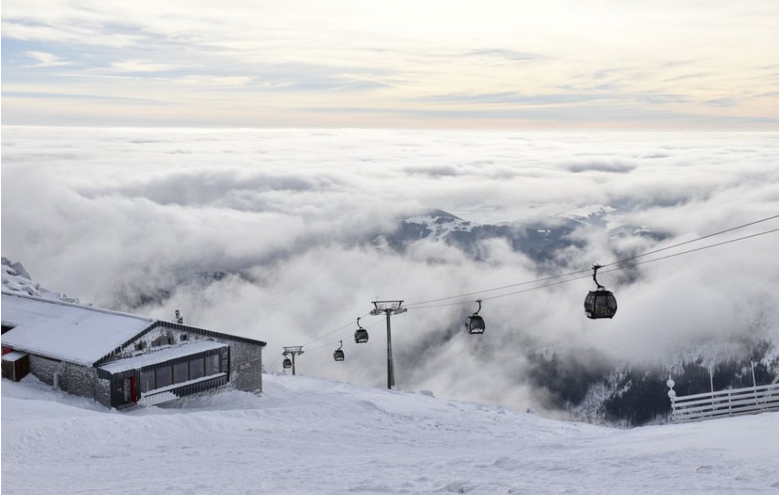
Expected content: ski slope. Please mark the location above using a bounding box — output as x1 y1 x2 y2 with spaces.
1 374 778 494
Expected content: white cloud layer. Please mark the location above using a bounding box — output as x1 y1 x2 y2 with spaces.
1 127 778 410
24 51 70 68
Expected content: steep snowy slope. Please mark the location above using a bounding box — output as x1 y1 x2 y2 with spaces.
1 374 778 494
1 258 78 303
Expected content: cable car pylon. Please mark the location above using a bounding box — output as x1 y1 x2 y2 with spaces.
369 300 407 390
282 346 305 375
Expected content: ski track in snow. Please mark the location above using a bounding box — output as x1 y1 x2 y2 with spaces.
1 374 778 494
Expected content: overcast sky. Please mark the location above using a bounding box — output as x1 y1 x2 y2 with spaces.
1 0 778 129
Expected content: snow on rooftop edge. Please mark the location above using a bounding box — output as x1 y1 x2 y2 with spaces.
1 293 154 366
99 341 226 373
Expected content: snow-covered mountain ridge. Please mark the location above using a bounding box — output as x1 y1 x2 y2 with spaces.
1 258 79 303
376 207 664 262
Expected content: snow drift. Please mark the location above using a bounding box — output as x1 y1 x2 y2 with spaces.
1 373 778 494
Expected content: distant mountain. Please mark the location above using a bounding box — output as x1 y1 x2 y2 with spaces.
103 206 665 310
374 207 666 262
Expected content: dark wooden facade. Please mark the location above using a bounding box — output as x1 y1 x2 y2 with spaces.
98 346 231 408
1 352 30 382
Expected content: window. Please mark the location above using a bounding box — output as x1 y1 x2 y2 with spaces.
190 357 204 380
220 349 229 373
151 336 173 348
156 364 172 389
140 369 155 393
173 362 188 384
205 354 220 376
180 334 189 341
135 341 146 352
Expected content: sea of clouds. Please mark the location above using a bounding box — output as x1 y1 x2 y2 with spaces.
1 126 778 411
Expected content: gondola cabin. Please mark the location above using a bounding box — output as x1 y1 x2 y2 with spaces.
333 341 345 361
465 314 485 334
584 290 617 319
354 329 368 343
464 300 486 335
282 357 293 369
354 320 369 344
584 264 617 320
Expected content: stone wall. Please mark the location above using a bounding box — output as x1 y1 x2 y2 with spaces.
222 339 264 393
28 354 109 408
116 325 208 361
29 354 64 386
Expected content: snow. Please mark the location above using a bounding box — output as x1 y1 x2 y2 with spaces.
1 258 78 303
1 351 28 362
142 373 227 398
562 204 617 220
2 373 778 494
1 293 153 366
403 214 478 241
99 341 226 373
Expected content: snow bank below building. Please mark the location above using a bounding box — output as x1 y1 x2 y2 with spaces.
1 374 778 494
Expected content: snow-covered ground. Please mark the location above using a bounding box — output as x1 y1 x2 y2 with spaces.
2 374 778 494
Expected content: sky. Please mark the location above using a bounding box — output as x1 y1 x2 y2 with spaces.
1 127 778 410
1 0 779 129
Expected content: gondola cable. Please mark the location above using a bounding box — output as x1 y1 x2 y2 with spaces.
405 214 778 309
289 225 778 364
301 312 370 347
303 318 386 352
276 218 778 363
407 227 778 309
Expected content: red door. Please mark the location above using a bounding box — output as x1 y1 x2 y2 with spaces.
130 376 138 404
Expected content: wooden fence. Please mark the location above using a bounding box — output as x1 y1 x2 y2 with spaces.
669 382 779 423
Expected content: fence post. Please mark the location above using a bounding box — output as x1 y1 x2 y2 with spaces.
667 376 677 421
727 386 733 416
750 361 758 405
709 365 715 412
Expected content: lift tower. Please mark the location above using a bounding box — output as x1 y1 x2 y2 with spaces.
282 346 304 375
370 300 408 390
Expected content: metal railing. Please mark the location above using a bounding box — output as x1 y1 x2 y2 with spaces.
138 373 228 407
669 382 779 423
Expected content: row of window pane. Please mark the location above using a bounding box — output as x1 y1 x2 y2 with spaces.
138 351 226 393
206 355 219 376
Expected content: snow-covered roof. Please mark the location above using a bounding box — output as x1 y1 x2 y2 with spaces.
2 351 29 362
1 292 154 367
98 341 226 373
